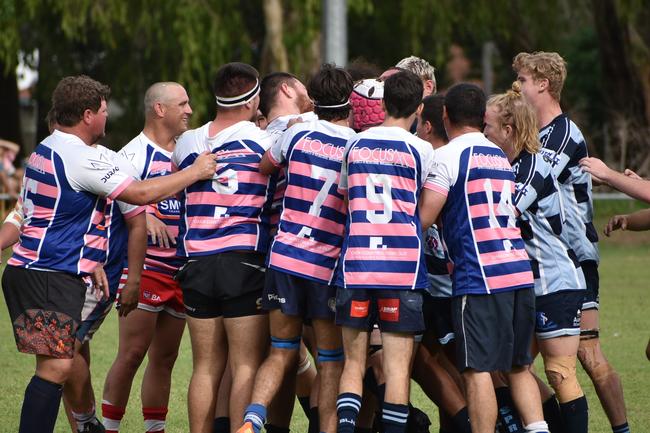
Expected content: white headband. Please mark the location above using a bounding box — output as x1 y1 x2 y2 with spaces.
216 79 260 107
314 99 350 109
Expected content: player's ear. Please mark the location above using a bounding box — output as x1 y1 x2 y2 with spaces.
281 82 293 98
416 102 424 116
153 101 166 118
538 78 549 93
82 108 94 125
425 120 433 135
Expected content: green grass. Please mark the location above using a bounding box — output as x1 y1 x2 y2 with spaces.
1 200 649 432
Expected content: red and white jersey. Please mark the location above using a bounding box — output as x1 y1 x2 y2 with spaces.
9 130 135 275
120 133 183 275
266 119 355 284
335 126 437 290
172 121 276 257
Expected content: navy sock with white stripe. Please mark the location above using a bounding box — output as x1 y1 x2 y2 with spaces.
336 393 361 433
382 402 409 433
243 403 266 433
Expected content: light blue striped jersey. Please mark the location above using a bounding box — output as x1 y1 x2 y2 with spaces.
512 150 586 296
539 114 598 263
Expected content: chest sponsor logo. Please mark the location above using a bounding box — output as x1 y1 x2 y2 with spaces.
157 198 181 214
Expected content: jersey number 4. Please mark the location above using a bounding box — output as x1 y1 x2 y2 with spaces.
483 178 517 250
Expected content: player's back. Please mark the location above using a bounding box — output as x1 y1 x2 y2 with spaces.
267 119 355 284
430 132 533 296
512 150 586 297
173 121 276 257
337 126 435 290
539 114 598 262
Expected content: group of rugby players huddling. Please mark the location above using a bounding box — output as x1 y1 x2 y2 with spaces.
1 52 637 433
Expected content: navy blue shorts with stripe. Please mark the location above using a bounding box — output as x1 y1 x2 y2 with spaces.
262 268 336 320
535 290 584 339
335 287 424 334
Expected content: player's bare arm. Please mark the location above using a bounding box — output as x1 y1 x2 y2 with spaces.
117 151 216 205
118 211 147 317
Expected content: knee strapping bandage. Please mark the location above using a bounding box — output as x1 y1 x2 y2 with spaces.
317 348 344 363
271 336 301 350
543 355 583 403
297 355 312 374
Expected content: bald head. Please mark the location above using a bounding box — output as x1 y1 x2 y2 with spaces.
143 82 192 135
144 82 184 117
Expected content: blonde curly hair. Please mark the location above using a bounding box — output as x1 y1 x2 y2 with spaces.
512 51 567 101
487 81 540 155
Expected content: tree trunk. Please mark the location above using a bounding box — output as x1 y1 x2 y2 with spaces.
592 0 648 170
261 0 289 74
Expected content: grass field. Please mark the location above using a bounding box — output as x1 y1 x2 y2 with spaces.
1 200 649 432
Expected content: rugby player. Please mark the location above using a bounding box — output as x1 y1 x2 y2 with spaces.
419 83 540 433
514 51 631 433
1 75 215 433
237 64 355 433
334 70 436 433
172 62 275 433
102 82 193 433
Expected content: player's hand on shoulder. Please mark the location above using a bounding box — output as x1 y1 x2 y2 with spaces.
604 214 628 237
287 116 306 129
146 213 176 248
579 157 613 183
190 151 217 180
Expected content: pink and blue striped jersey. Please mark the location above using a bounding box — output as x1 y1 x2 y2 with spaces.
266 119 355 284
9 130 135 276
427 132 534 296
172 121 276 257
120 133 183 275
266 112 319 228
335 126 437 290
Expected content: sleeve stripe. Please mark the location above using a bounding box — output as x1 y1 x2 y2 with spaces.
423 182 449 197
107 177 135 200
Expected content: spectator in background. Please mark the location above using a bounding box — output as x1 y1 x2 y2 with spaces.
0 139 20 197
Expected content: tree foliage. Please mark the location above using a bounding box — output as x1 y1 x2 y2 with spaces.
0 0 649 172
